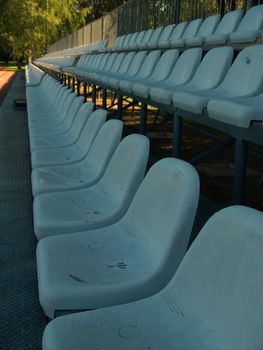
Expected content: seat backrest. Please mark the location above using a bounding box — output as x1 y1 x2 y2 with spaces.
124 158 199 284
113 36 124 49
158 24 175 43
237 4 263 31
148 27 163 46
190 46 233 90
182 18 203 39
167 205 263 350
117 51 136 75
169 22 188 41
218 44 263 96
134 30 146 46
167 48 202 85
84 120 123 177
139 28 154 46
121 34 132 48
108 52 126 73
215 9 244 34
151 49 180 81
137 50 161 79
126 32 139 48
196 14 220 37
64 96 84 129
99 134 149 212
126 51 148 77
77 109 107 152
100 53 118 72
70 102 94 138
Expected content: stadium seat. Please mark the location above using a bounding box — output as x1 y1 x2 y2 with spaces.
205 9 244 46
42 205 263 350
170 18 203 48
30 109 107 169
33 134 149 239
36 158 199 318
172 44 263 114
147 26 164 49
132 49 179 98
157 24 175 48
31 119 123 196
185 14 220 47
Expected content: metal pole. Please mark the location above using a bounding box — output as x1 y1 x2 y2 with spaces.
139 103 148 135
102 89 107 110
172 112 182 158
175 0 181 24
117 94 123 120
232 138 248 204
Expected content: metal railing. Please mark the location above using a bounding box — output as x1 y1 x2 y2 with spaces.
47 0 258 54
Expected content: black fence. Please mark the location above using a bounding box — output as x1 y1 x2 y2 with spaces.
48 0 262 53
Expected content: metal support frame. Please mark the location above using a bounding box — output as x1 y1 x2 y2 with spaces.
172 111 182 158
83 82 87 102
92 83 97 108
77 80 81 96
117 94 123 120
139 103 148 135
102 89 107 110
232 139 248 204
72 77 76 92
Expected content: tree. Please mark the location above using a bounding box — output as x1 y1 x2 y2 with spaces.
0 0 88 62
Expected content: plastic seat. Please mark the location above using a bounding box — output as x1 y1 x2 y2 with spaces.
170 19 203 48
132 49 179 98
123 32 138 50
207 92 263 128
43 205 263 350
172 45 263 114
137 29 155 50
119 50 161 93
147 26 163 49
29 95 84 138
29 102 94 152
30 109 107 169
90 53 118 82
158 24 176 48
26 63 45 86
33 134 149 239
101 51 136 87
128 30 146 50
205 9 244 46
229 4 263 44
108 51 147 90
185 14 220 47
31 120 123 196
37 158 199 318
149 48 202 105
94 52 126 85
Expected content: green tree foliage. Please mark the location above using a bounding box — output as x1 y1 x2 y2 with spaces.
0 0 89 61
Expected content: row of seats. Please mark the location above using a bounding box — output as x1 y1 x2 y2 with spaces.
35 5 263 76
66 44 263 129
25 65 263 350
36 39 108 71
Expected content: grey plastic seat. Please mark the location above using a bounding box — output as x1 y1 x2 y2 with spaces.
30 109 107 169
158 24 176 49
185 14 220 47
29 95 84 138
37 158 199 318
26 63 45 86
31 120 123 196
132 49 180 98
172 45 263 114
207 92 263 128
170 18 203 48
205 9 244 46
94 52 126 85
119 50 161 93
229 4 263 44
137 28 155 50
29 102 94 152
43 205 263 350
123 32 138 50
102 51 136 87
33 134 149 239
128 30 146 50
147 26 163 49
149 48 202 105
108 51 147 90
90 53 118 82
152 47 233 107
